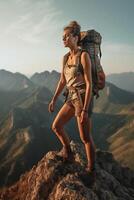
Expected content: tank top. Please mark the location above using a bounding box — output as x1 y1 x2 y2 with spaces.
63 49 86 100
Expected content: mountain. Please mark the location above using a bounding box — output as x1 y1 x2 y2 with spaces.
1 142 134 200
106 72 134 92
92 112 134 169
0 87 37 122
94 82 134 114
0 69 35 91
31 70 60 93
93 82 134 170
0 86 80 187
107 117 134 170
0 70 134 188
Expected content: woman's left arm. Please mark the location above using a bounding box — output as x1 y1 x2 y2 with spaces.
81 51 92 111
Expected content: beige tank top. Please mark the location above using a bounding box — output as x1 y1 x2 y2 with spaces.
63 49 86 100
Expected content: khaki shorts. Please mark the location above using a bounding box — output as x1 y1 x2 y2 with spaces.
65 92 94 117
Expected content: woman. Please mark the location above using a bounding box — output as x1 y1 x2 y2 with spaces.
48 21 96 176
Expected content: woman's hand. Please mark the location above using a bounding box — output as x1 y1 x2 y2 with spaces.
80 110 88 123
48 99 56 113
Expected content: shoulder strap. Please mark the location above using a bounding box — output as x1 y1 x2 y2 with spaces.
63 52 70 67
99 45 102 58
77 49 89 65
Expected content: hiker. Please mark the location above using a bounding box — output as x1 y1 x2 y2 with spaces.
48 21 96 176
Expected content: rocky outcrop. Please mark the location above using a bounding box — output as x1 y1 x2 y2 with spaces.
0 141 134 200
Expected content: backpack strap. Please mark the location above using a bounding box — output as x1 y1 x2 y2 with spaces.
99 45 102 58
63 52 70 67
77 48 88 65
62 52 70 102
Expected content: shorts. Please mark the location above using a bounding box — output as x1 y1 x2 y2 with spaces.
65 92 94 117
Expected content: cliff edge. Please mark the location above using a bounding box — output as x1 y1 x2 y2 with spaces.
0 141 134 200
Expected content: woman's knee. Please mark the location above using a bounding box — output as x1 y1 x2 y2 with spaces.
51 121 63 134
80 134 90 144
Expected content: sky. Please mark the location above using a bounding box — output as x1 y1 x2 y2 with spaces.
0 0 134 76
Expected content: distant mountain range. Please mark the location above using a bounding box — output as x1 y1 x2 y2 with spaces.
30 70 60 93
94 81 134 114
93 82 134 169
0 85 79 187
0 88 37 122
0 69 133 187
106 72 134 92
1 69 134 94
0 70 35 91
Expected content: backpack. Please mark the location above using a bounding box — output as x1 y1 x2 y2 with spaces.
79 29 105 99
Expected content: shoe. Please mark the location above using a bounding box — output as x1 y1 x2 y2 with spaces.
60 146 75 162
79 166 96 188
85 165 96 183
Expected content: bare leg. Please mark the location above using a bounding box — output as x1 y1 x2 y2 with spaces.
52 102 75 148
76 116 96 171
84 118 96 170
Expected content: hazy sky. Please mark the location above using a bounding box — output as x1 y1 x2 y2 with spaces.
0 0 134 76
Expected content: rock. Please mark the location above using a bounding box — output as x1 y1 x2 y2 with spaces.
0 141 134 200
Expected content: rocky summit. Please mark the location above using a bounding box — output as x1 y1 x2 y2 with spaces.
0 141 134 200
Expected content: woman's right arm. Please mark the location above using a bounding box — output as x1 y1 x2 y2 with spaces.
48 55 68 113
51 56 66 102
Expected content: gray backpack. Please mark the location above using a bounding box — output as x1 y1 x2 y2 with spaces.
79 30 105 98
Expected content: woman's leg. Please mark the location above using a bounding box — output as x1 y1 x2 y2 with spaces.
76 116 96 171
52 102 75 148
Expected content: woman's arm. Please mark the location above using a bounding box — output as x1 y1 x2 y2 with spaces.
52 56 66 102
81 51 92 111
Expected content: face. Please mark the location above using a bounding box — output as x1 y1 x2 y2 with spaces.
62 29 78 48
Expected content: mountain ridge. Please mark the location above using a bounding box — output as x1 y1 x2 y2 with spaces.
0 69 134 190
0 141 134 200
106 72 134 92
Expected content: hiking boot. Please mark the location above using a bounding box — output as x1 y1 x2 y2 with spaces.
85 165 96 183
78 166 96 188
59 145 75 162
